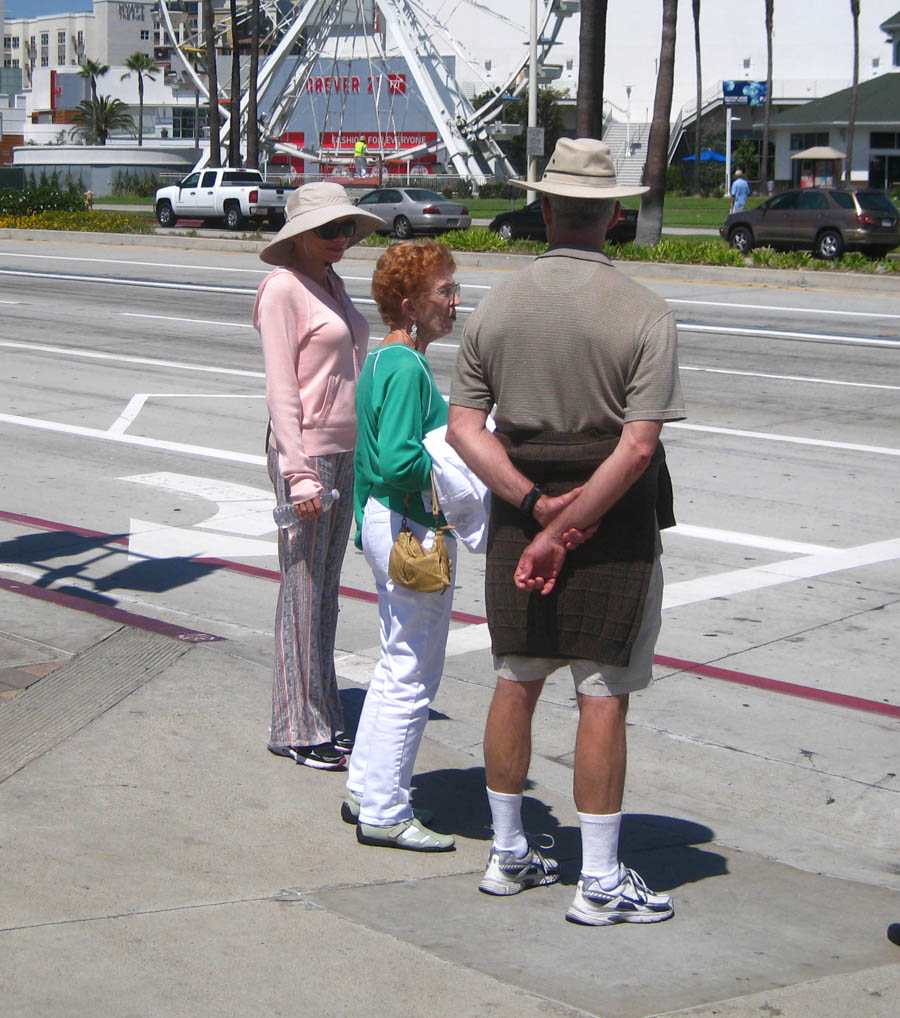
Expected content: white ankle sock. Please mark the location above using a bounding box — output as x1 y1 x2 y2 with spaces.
487 787 528 856
578 810 622 888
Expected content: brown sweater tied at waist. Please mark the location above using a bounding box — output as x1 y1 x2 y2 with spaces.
486 430 674 667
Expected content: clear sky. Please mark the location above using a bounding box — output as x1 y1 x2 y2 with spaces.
5 1 93 16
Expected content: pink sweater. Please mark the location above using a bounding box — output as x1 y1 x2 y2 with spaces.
254 266 369 502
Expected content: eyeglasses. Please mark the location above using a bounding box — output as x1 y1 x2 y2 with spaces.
432 282 460 299
314 219 357 240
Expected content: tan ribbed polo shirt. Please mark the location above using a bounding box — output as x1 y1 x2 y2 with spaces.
450 246 685 433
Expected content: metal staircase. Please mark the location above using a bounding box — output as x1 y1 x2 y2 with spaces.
602 120 651 187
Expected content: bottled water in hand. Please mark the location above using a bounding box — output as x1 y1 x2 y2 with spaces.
273 488 340 528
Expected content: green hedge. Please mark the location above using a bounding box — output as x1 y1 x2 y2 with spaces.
0 184 87 215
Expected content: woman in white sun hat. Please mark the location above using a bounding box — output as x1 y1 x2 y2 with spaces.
255 182 384 770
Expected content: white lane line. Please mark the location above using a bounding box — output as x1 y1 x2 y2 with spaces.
122 312 254 329
108 392 263 435
108 394 149 435
0 340 264 378
0 254 489 291
668 299 900 320
0 412 266 466
680 323 898 348
669 524 833 555
0 299 20 304
666 422 900 457
3 338 893 405
663 537 900 610
680 365 900 391
0 267 257 295
0 251 267 275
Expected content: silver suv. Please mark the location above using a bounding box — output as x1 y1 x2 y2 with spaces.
720 188 900 259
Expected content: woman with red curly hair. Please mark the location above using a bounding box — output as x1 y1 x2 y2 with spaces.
343 241 461 851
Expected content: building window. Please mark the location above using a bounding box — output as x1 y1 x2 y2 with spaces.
141 30 150 40
40 31 49 67
870 132 899 149
58 30 66 65
790 132 829 151
173 106 208 140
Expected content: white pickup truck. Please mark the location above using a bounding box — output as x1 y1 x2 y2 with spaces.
155 168 290 230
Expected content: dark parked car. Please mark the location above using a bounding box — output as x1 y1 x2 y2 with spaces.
489 199 639 244
720 187 900 259
354 187 471 238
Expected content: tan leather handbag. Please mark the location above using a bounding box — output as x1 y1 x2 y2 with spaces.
388 473 452 593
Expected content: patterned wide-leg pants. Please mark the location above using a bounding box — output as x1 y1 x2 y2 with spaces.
267 445 355 750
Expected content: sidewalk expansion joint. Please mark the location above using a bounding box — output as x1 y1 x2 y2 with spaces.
0 894 277 934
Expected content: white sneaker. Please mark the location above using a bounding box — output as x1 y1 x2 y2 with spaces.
478 844 560 896
566 866 674 925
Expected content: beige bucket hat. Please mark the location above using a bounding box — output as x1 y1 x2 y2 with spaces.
510 137 649 199
260 181 385 266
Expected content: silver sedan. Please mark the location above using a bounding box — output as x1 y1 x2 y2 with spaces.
354 187 471 238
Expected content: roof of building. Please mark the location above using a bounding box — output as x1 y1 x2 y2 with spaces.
771 72 900 128
879 9 900 31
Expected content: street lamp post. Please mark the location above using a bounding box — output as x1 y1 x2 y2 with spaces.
725 112 740 193
527 0 538 202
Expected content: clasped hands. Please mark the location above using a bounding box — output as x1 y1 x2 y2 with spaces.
514 487 598 596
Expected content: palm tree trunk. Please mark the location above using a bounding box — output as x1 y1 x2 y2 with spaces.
137 74 144 146
203 0 221 167
692 0 701 195
229 0 241 166
760 0 774 189
576 1 607 139
845 1 860 186
246 0 260 168
635 0 677 246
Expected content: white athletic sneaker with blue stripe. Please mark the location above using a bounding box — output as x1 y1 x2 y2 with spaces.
566 865 674 925
478 844 560 895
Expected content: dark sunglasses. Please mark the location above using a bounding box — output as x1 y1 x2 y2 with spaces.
314 219 357 240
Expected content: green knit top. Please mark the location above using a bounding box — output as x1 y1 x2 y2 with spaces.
353 344 448 549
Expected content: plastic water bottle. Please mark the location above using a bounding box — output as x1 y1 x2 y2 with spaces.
272 488 340 528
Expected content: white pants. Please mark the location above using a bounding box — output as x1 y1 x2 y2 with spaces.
348 498 457 826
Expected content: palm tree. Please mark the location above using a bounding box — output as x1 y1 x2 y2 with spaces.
202 0 221 166
77 58 108 105
635 0 678 246
228 0 242 166
845 0 860 186
691 0 702 195
760 0 775 189
121 52 158 147
576 1 608 139
246 0 261 168
72 96 136 145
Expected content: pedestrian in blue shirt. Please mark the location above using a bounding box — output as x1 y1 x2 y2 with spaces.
730 169 751 212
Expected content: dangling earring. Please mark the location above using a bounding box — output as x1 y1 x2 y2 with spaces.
409 322 418 350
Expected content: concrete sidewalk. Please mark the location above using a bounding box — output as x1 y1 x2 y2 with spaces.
1 578 898 1018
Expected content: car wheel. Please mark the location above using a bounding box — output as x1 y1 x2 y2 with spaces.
394 215 413 239
815 229 843 260
268 211 285 230
155 201 177 227
224 204 243 230
729 225 754 254
498 222 515 241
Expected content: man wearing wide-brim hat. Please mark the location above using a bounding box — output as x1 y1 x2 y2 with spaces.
448 137 686 925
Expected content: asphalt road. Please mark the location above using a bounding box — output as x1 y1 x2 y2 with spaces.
0 238 897 846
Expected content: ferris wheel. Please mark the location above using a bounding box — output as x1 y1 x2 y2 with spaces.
157 0 578 180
